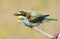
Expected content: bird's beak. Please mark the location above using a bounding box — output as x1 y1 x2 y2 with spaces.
14 13 19 16
14 13 25 19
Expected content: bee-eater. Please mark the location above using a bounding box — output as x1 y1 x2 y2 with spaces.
14 10 58 28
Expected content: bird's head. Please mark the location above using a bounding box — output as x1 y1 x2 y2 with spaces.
14 10 27 19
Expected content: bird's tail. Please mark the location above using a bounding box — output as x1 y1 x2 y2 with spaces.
44 18 58 22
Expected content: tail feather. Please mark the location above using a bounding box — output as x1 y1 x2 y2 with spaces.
44 18 58 21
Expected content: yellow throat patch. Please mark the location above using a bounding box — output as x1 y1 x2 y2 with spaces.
17 16 25 19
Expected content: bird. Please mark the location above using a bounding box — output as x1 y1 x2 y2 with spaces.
14 10 58 28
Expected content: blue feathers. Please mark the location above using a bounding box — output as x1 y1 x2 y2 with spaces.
19 18 40 28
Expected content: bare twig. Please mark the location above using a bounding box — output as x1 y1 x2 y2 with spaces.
32 27 54 38
32 27 60 39
57 34 60 39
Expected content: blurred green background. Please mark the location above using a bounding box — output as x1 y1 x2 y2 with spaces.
0 0 60 39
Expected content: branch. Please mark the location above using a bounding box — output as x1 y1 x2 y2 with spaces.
32 27 60 39
17 20 60 39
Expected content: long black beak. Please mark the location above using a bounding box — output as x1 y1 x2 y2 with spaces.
14 13 24 16
14 13 18 16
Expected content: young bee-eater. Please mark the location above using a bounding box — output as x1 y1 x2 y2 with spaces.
14 10 58 28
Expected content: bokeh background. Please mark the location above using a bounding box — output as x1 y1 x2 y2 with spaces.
0 0 60 39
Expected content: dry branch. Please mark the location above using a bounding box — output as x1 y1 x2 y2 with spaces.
32 27 60 39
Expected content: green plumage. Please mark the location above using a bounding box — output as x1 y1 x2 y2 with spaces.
14 10 58 28
24 10 58 23
44 18 58 21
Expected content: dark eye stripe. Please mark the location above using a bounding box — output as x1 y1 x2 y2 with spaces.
14 13 24 16
17 14 24 16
